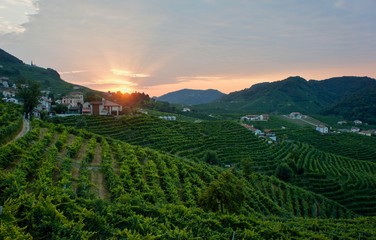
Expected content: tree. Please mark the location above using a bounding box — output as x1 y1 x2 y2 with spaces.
199 171 246 213
275 163 293 182
241 159 253 179
17 80 41 119
204 150 219 165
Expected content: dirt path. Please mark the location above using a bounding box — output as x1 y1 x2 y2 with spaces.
89 144 110 200
10 118 30 143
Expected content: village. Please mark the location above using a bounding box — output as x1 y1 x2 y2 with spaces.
240 112 376 141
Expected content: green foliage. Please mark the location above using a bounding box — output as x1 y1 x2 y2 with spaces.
17 80 41 119
0 102 23 145
1 106 376 238
199 171 246 213
204 150 219 165
275 163 294 181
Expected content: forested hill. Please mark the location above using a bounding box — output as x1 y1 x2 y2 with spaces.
0 48 94 95
157 89 226 105
323 85 376 124
202 76 376 117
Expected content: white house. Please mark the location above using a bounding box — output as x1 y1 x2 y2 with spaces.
358 130 373 137
36 97 52 112
182 108 191 112
351 127 360 133
62 92 84 108
159 116 177 121
5 98 19 104
241 114 269 121
337 121 347 125
354 120 362 125
316 125 329 134
289 112 302 119
2 81 9 88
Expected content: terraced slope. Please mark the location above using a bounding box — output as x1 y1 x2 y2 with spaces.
2 120 375 238
55 115 376 216
275 128 376 163
0 102 23 145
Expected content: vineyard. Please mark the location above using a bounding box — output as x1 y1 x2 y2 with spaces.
55 115 376 216
0 102 23 145
274 128 376 163
1 119 375 238
1 106 376 238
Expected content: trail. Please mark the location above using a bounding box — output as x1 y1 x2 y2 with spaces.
10 118 30 143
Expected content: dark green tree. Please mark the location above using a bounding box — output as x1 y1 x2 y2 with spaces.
275 163 294 181
17 80 41 119
199 171 246 213
204 150 219 165
241 159 253 179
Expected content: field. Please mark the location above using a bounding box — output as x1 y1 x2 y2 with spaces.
55 114 376 216
1 104 376 238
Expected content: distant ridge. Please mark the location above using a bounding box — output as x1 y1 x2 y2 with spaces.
200 76 376 122
157 88 226 105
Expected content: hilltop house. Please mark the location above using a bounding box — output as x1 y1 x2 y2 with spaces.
289 112 302 119
337 120 347 125
354 120 362 125
84 98 123 116
316 125 329 134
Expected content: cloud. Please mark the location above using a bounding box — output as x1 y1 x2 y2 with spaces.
0 0 38 34
59 70 87 75
176 76 224 82
1 1 376 95
111 69 150 78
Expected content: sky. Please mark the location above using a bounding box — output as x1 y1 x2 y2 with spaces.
1 0 376 96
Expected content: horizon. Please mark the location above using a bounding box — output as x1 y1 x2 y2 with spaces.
1 1 376 96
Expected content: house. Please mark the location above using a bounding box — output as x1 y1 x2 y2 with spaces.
266 132 277 141
38 96 52 112
337 121 347 125
2 81 9 88
241 114 269 121
88 98 123 116
159 116 177 121
182 108 191 112
62 92 84 108
358 130 373 137
82 102 92 115
354 120 362 125
5 98 19 104
351 127 360 133
316 125 329 134
289 112 302 119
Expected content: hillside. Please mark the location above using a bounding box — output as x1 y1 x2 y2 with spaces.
200 76 376 117
55 114 376 216
0 48 95 96
323 85 376 124
157 89 225 105
2 105 375 238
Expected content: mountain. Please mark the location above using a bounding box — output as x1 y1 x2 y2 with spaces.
201 76 376 116
157 88 226 105
0 48 95 96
